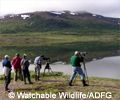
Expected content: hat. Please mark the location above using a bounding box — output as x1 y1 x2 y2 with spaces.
23 54 27 57
4 55 9 58
74 51 79 55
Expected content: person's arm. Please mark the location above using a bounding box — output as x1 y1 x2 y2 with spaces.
43 57 50 60
27 59 30 67
2 60 4 68
79 56 84 62
11 57 15 65
8 61 12 69
20 59 23 66
34 58 37 64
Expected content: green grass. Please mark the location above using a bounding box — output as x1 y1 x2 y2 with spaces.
0 72 120 100
0 31 119 62
0 32 118 46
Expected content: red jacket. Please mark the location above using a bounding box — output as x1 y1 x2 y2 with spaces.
12 56 22 69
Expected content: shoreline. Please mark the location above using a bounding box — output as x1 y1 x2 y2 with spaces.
0 56 120 79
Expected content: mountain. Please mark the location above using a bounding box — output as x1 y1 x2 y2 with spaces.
0 11 119 33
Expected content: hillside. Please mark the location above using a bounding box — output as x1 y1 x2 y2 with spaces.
0 11 119 62
0 11 119 33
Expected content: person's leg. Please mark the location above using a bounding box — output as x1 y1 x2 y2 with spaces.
23 70 26 84
14 69 18 81
77 67 85 80
69 67 77 86
35 66 37 81
8 72 11 85
77 67 88 86
7 72 11 90
4 71 11 91
19 68 23 81
4 76 8 91
37 65 41 80
21 70 24 82
47 65 51 73
43 67 46 75
27 69 32 84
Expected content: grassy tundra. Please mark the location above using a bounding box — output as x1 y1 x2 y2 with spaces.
0 31 119 62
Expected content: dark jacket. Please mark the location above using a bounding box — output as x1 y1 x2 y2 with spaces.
2 59 12 68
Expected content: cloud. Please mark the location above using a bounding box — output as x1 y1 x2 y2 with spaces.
0 0 120 18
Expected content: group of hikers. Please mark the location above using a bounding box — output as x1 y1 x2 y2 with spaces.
2 51 88 92
2 53 50 92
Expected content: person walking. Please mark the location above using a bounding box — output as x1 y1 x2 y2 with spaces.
11 53 23 82
69 51 88 86
21 54 32 84
34 55 44 81
2 55 12 91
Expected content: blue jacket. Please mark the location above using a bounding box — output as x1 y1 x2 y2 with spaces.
2 59 12 68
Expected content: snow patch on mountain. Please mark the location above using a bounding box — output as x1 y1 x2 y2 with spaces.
21 15 30 19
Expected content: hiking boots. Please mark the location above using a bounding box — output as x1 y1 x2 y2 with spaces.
69 80 89 86
69 80 73 86
69 82 72 86
82 80 89 87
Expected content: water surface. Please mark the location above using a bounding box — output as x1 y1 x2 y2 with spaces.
0 56 120 79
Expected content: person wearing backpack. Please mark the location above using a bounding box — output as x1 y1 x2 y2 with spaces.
21 54 32 84
2 55 12 91
69 51 88 86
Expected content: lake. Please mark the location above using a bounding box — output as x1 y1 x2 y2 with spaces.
0 56 120 79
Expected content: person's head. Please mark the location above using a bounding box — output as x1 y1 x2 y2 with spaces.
41 55 44 58
23 54 27 58
4 55 9 59
74 51 80 56
16 53 20 57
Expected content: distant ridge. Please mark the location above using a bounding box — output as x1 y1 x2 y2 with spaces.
0 11 119 33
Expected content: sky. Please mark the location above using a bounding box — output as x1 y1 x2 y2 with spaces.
0 0 120 18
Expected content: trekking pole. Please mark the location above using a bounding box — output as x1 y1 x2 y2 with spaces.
83 57 89 85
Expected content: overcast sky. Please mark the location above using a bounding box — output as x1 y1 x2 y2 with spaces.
0 0 120 18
